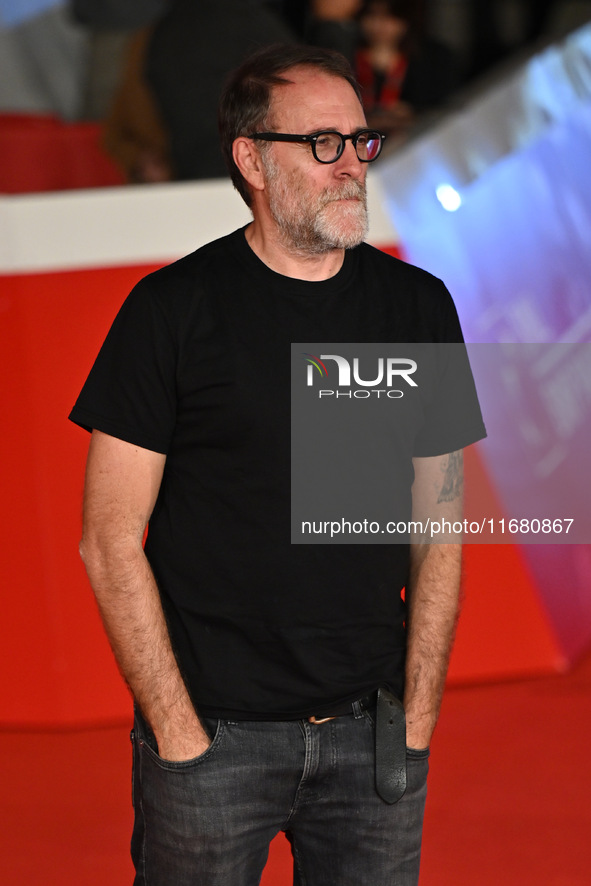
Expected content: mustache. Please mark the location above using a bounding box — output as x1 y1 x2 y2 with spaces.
320 180 367 205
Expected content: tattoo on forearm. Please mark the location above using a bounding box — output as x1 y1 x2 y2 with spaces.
438 451 463 503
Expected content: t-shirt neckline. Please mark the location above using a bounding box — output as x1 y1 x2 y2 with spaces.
230 225 358 297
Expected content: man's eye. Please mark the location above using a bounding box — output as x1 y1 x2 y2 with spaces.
356 134 368 147
316 135 332 147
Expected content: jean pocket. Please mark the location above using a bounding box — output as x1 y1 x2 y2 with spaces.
139 718 226 772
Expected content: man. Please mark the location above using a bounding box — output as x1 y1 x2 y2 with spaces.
70 44 485 886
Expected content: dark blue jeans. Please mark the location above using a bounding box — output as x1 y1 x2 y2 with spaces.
131 707 429 886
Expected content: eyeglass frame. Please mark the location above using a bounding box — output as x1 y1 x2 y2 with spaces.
248 129 386 164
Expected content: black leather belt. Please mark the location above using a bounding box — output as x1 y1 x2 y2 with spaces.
307 687 407 805
375 687 407 804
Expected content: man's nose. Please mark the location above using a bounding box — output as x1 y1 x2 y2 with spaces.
334 139 365 177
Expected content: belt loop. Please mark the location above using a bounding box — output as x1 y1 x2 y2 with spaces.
352 700 363 719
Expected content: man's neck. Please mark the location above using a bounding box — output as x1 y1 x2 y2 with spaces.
244 222 345 282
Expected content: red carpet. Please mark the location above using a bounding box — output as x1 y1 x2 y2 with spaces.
3 651 591 885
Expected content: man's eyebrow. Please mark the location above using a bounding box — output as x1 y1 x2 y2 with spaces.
302 127 368 136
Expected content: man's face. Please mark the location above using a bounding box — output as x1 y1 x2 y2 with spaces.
260 68 369 255
359 2 408 47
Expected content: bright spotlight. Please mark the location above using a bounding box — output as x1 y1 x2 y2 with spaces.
436 184 462 212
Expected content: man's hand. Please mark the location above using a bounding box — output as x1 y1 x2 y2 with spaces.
154 724 212 763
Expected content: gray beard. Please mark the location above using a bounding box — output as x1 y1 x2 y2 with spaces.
263 157 369 255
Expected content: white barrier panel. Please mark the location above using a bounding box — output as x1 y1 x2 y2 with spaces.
0 172 398 274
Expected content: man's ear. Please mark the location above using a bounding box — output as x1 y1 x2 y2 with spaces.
233 137 266 195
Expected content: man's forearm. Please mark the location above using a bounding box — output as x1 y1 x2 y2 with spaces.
80 538 210 760
403 542 462 749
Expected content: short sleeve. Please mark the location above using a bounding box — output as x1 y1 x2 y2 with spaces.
413 343 487 456
413 282 486 456
69 277 178 454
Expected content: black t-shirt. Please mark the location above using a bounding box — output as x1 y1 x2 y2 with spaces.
70 227 485 718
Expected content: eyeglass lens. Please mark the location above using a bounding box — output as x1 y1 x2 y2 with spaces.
314 131 382 162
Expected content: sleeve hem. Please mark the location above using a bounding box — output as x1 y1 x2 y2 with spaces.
68 408 169 455
412 423 487 458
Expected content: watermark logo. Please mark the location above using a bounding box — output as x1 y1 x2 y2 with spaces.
303 354 329 384
303 352 418 399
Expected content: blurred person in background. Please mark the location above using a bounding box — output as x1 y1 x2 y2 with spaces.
305 0 362 63
355 0 459 139
104 0 294 183
102 24 172 183
71 0 166 120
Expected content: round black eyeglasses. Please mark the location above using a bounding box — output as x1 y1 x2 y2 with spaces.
248 129 386 164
